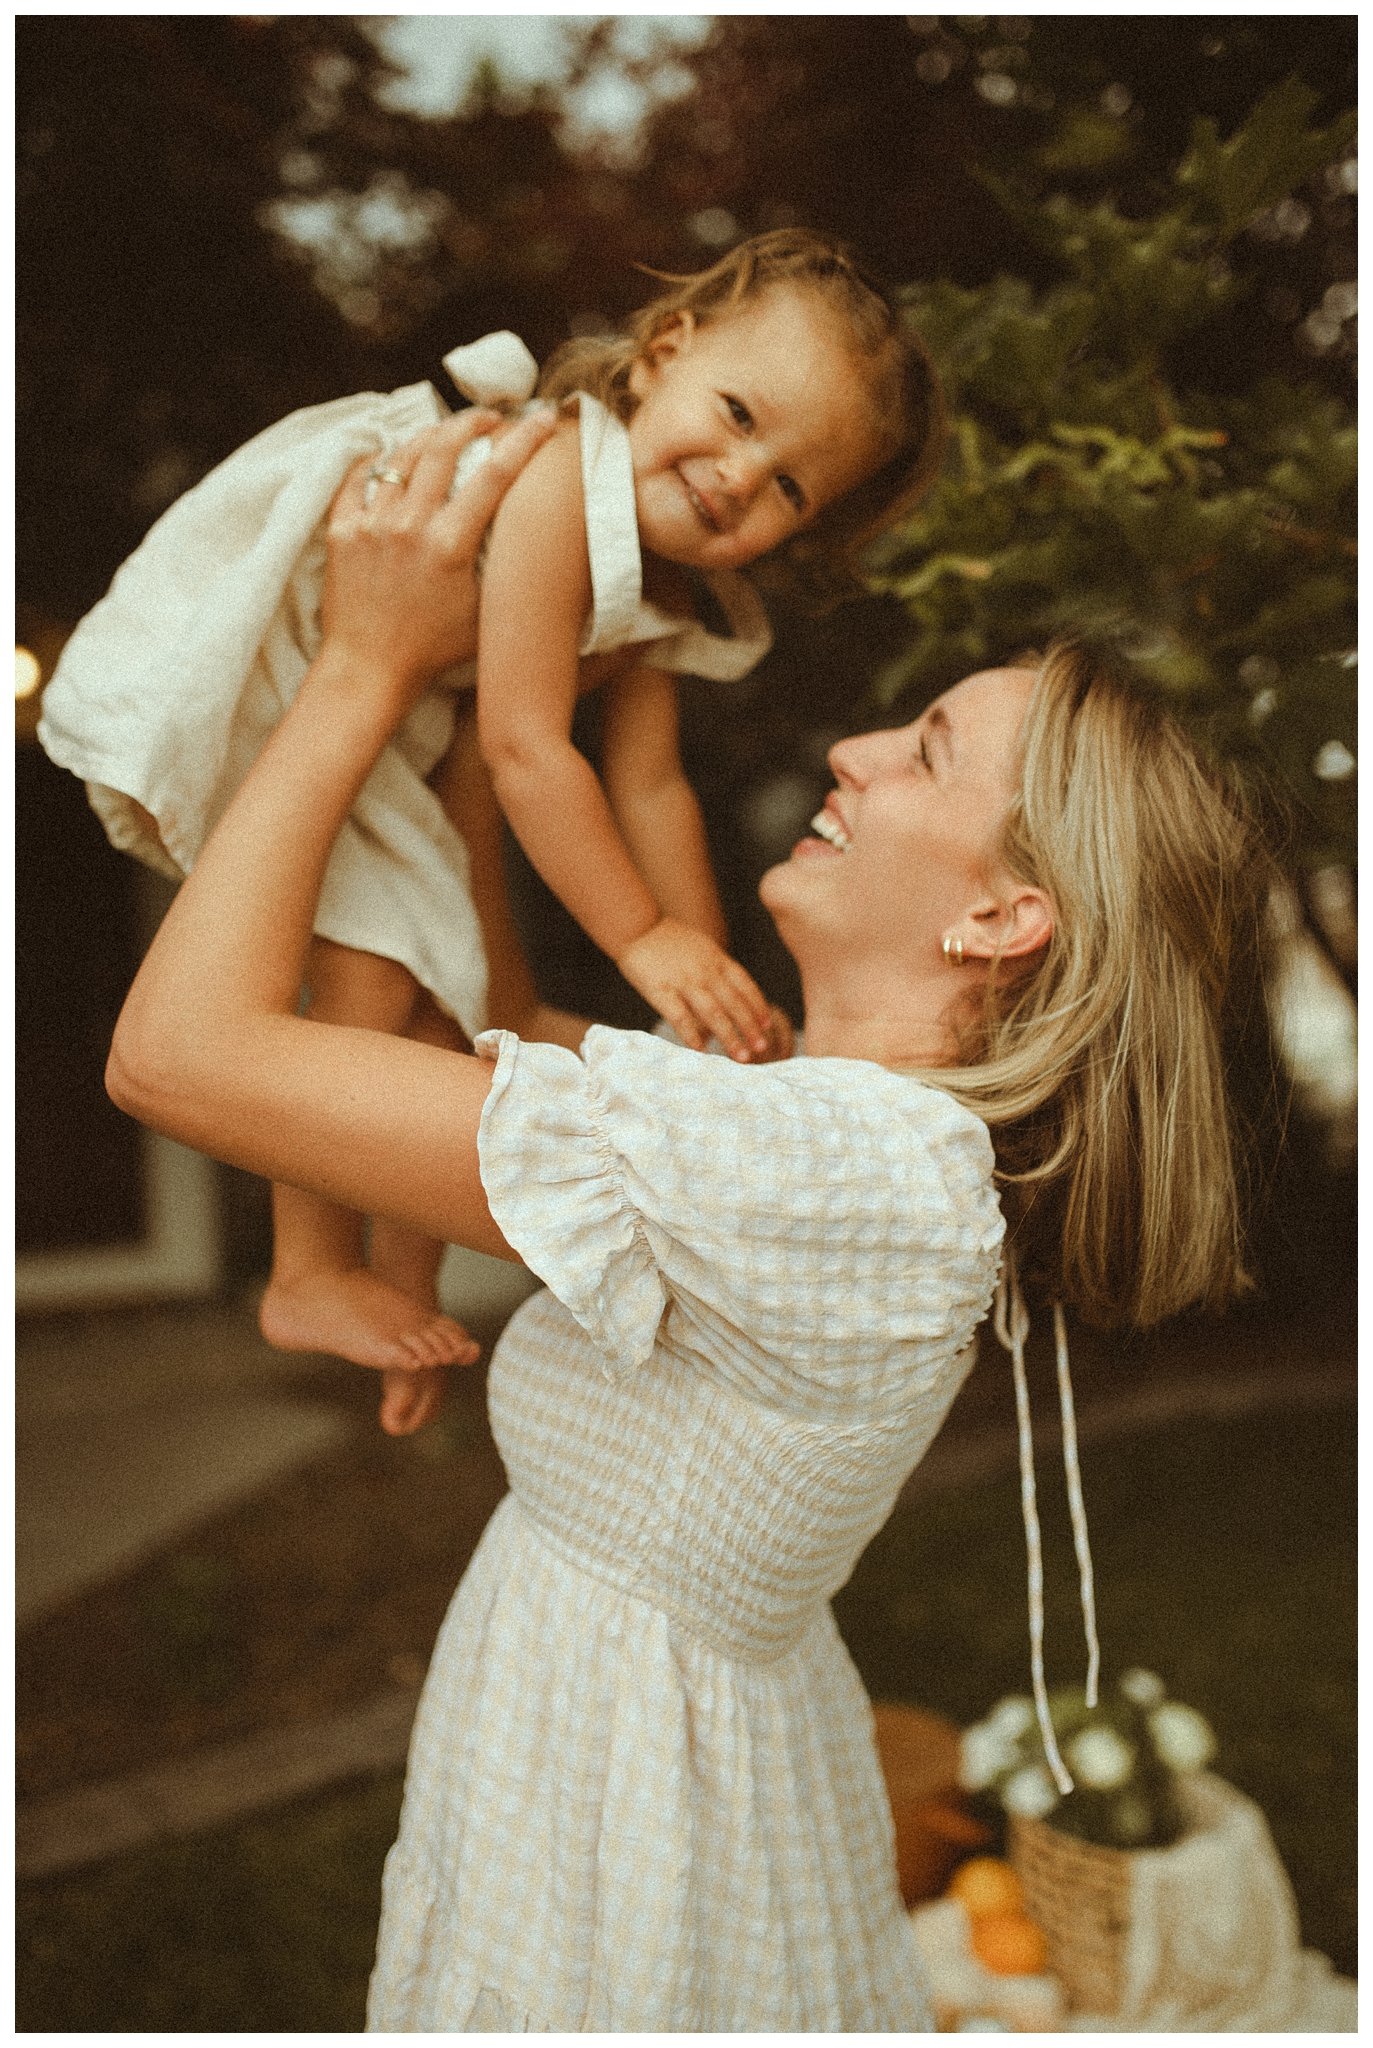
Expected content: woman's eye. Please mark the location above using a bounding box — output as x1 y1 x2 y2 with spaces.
777 472 806 513
917 736 932 772
724 395 753 429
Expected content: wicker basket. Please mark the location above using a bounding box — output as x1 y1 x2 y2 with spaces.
1009 1812 1133 2015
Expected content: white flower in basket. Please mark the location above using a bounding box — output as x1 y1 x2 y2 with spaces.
1148 1699 1217 1772
1065 1725 1135 1790
958 1673 1340 2028
1000 1763 1059 1820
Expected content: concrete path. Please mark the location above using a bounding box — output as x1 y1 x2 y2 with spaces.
16 1247 536 1625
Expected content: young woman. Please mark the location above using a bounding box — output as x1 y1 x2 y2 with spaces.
107 407 1267 2031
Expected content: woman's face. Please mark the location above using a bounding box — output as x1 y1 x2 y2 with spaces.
761 667 1038 976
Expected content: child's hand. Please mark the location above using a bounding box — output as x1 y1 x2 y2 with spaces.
756 1004 796 1063
616 918 774 1060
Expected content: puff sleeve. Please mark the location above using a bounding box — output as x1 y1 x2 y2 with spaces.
477 1026 1004 1416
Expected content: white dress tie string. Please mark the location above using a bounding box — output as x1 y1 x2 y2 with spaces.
992 1253 1101 1796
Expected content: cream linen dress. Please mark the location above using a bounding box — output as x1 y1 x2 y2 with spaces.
36 387 772 1038
367 1025 1005 2032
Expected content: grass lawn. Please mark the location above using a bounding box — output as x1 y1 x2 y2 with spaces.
16 1400 1354 2031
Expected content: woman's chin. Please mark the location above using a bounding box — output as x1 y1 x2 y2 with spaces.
761 838 839 904
759 851 819 927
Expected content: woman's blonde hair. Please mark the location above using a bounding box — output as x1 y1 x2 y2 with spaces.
930 642 1274 1331
538 228 944 579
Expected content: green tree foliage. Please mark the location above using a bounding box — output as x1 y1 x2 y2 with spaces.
868 82 1357 874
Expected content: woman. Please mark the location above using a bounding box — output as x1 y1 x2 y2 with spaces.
107 409 1266 2030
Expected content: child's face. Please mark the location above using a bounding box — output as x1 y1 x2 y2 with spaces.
625 286 887 573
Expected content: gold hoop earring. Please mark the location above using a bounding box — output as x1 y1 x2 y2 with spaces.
942 933 965 966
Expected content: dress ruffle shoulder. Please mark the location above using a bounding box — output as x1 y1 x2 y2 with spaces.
475 1024 1004 1408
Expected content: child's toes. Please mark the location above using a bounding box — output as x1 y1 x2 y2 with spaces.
398 1327 445 1368
405 1315 478 1366
434 1315 480 1365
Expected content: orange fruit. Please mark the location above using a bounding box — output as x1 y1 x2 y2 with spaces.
970 1909 1049 1977
946 1855 1025 1917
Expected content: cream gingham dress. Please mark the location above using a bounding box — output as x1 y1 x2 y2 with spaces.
367 1026 1005 2032
36 383 771 1039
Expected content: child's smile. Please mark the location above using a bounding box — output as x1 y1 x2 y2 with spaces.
626 286 887 574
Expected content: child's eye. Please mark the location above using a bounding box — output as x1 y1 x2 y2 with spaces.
724 394 753 429
776 472 806 514
917 735 933 772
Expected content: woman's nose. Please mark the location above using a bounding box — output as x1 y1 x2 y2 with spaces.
829 724 909 786
828 733 868 787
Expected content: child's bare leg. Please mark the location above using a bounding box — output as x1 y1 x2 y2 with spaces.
259 938 477 1373
372 992 482 1435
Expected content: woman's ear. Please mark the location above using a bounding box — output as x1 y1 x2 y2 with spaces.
966 887 1054 964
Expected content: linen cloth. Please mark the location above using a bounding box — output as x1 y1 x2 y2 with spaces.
37 389 772 1038
367 1026 1005 2032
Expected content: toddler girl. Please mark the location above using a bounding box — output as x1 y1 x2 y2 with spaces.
39 228 942 1403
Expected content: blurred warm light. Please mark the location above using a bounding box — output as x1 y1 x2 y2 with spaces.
15 646 43 698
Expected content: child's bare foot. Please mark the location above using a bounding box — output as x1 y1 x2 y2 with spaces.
259 1268 481 1373
377 1366 448 1437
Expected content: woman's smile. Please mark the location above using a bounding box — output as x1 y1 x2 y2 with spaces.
807 801 852 852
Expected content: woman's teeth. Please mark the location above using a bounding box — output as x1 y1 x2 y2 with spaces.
810 811 851 851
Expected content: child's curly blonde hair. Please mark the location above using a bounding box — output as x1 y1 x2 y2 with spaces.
539 228 944 587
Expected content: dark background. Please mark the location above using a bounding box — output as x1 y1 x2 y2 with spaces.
16 14 1356 1287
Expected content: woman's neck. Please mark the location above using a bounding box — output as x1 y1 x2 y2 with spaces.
798 990 962 1070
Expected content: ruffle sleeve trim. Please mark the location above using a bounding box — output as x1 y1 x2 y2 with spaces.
476 1030 668 1377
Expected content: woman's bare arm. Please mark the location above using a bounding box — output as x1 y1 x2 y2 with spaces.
107 407 558 1260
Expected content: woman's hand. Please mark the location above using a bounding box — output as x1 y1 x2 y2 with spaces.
320 403 558 712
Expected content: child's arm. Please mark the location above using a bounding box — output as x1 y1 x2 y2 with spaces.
600 664 776 1055
428 701 590 1051
601 663 728 943
475 424 661 963
476 428 771 1059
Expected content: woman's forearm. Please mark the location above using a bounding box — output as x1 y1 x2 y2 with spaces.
119 650 392 1039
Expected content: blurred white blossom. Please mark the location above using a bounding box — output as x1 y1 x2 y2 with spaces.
1149 1702 1216 1771
987 1695 1035 1738
958 1721 1020 1791
1118 1667 1166 1708
1066 1725 1135 1790
1002 1764 1060 1819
